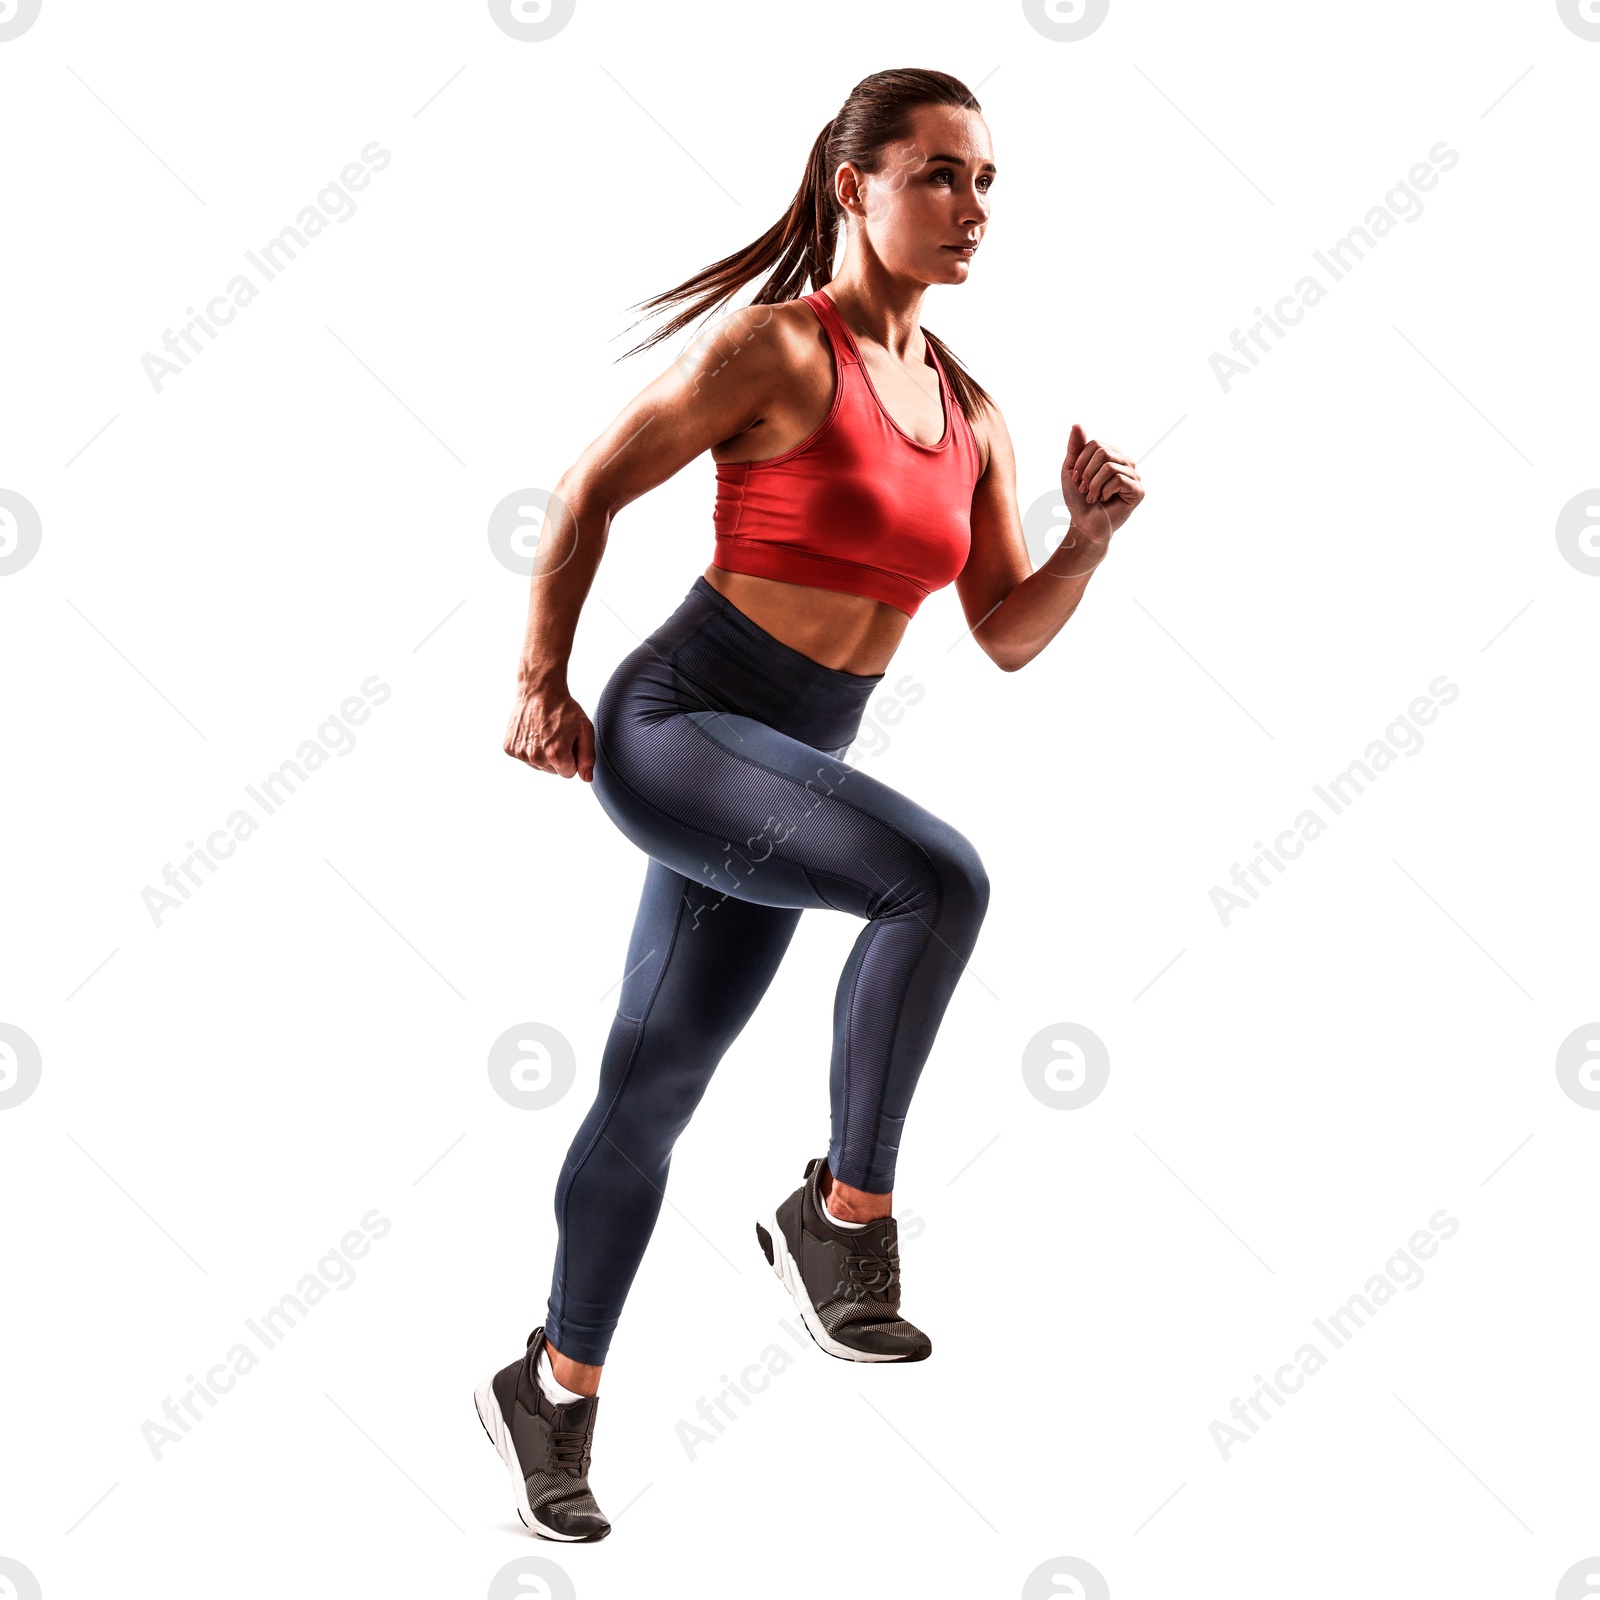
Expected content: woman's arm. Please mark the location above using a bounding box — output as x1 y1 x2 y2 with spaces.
503 305 790 780
954 408 1144 672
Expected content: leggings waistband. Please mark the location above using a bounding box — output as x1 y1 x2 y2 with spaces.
683 575 886 691
609 575 887 754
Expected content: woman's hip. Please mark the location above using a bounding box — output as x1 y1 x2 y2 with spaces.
597 575 886 754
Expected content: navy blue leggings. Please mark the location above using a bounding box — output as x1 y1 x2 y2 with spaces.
543 576 989 1365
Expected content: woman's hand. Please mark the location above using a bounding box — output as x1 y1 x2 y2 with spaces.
1056 423 1145 575
504 684 596 782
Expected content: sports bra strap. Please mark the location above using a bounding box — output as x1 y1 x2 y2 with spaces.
806 290 952 405
803 289 861 366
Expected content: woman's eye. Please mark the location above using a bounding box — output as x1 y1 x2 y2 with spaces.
931 169 993 192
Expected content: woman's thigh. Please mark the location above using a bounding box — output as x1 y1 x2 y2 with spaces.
593 704 980 921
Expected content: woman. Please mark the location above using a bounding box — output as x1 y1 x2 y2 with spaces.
474 67 1144 1542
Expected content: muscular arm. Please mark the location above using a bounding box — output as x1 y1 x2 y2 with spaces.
516 305 787 693
953 402 1099 673
505 305 789 777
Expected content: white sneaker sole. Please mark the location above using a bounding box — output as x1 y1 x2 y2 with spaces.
473 1373 588 1542
758 1206 907 1363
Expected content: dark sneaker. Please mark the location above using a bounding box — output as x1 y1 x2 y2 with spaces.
755 1156 931 1363
473 1326 610 1541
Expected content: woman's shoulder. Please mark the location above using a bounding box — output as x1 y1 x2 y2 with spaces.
667 297 818 408
684 295 827 376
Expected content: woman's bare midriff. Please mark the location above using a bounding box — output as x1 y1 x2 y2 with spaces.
700 565 910 677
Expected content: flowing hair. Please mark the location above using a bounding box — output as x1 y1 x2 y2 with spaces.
616 68 994 421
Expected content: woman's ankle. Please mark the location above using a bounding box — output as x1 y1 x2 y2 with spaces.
820 1162 892 1223
546 1339 603 1397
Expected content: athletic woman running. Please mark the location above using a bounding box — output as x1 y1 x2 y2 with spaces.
475 68 1144 1541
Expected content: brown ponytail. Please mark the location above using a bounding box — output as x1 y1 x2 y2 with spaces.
617 68 995 422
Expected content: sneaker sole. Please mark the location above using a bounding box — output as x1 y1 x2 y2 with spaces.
472 1374 590 1542
755 1207 909 1363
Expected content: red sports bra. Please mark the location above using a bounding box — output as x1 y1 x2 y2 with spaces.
710 288 982 617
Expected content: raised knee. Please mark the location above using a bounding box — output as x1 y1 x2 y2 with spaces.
945 835 990 925
880 831 988 929
969 851 991 918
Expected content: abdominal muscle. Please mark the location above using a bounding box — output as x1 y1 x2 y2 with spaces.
700 565 908 677
691 303 922 677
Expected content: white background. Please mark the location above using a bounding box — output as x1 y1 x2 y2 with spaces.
2 2 1597 1597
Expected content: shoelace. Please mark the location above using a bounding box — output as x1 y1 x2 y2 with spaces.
547 1410 594 1476
842 1246 900 1301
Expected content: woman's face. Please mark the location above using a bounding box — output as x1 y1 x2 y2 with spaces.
842 103 994 285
